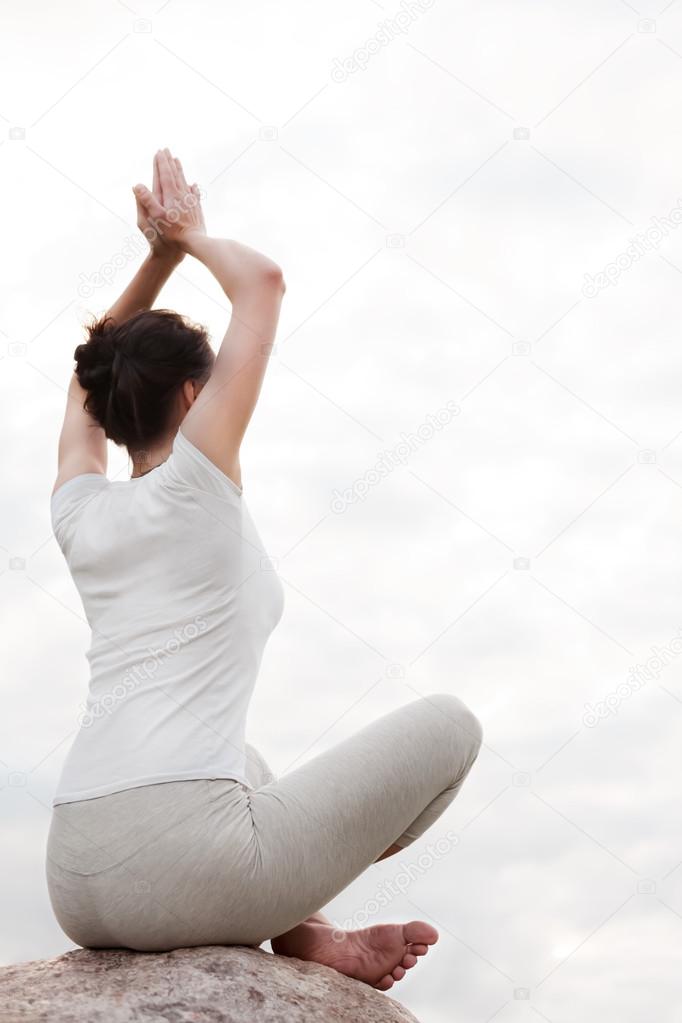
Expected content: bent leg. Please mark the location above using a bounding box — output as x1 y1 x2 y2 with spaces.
244 693 482 943
45 695 481 954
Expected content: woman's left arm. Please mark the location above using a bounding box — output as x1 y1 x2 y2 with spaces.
54 154 183 493
54 249 181 492
107 156 186 322
105 248 181 324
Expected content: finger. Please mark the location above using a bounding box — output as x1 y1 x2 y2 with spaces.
174 156 189 192
152 152 161 203
133 184 166 221
164 147 180 190
158 150 177 200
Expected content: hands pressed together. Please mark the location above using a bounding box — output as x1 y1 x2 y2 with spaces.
84 144 284 486
128 146 284 313
133 148 206 264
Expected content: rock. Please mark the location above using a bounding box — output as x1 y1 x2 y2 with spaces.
0 944 422 1022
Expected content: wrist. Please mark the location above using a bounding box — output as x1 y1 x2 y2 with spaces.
148 248 184 269
180 229 209 256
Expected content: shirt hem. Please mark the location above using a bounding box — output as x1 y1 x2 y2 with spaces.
52 767 251 806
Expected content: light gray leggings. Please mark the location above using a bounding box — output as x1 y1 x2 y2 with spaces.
46 694 482 951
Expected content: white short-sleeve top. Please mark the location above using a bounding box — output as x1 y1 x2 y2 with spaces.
50 426 284 806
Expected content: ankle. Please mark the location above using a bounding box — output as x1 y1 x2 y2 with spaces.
272 921 316 951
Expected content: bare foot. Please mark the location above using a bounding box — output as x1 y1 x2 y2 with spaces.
271 919 438 991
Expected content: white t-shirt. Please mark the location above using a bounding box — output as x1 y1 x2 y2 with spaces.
50 426 284 806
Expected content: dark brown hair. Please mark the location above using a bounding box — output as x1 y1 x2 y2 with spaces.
74 309 214 449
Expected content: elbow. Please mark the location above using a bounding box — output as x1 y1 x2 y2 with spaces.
265 262 286 296
236 261 286 302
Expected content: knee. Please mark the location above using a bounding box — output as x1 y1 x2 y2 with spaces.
424 692 483 754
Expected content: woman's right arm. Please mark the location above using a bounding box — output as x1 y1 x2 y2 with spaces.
179 234 285 488
136 149 285 488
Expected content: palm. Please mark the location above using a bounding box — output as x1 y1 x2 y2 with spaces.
134 149 206 255
136 193 179 259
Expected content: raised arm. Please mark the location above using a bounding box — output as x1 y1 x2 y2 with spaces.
134 148 285 488
178 235 285 486
104 250 178 325
107 153 186 323
54 153 185 494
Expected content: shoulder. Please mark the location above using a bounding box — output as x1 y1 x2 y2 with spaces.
51 472 109 507
52 447 107 498
160 426 243 503
51 473 109 553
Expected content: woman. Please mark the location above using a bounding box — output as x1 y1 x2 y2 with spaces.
47 148 483 992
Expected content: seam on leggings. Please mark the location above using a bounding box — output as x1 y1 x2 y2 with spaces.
245 790 264 873
203 778 263 877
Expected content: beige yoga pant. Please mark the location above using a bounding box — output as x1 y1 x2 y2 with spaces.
46 694 482 951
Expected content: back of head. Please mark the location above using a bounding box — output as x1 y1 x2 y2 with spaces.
74 309 215 450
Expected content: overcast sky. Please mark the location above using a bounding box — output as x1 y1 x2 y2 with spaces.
2 0 682 1020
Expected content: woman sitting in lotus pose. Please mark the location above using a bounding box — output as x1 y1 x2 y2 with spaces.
47 148 483 992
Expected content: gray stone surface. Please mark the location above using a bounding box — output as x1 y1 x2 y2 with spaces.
0 944 422 1022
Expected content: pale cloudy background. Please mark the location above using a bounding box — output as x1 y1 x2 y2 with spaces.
2 0 682 1020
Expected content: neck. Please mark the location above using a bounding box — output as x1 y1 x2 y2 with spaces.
129 434 175 478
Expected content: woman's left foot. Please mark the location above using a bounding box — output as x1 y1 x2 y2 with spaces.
271 919 438 990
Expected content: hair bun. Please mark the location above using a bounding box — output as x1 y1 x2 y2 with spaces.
72 308 214 449
74 318 119 393
73 318 133 443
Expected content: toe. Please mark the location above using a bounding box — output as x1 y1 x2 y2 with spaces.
392 965 406 981
404 920 439 947
402 953 418 969
409 943 429 957
375 975 394 991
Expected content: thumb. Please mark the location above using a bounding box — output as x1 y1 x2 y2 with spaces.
133 184 165 219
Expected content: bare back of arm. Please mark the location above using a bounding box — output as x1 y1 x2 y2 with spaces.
178 236 285 488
